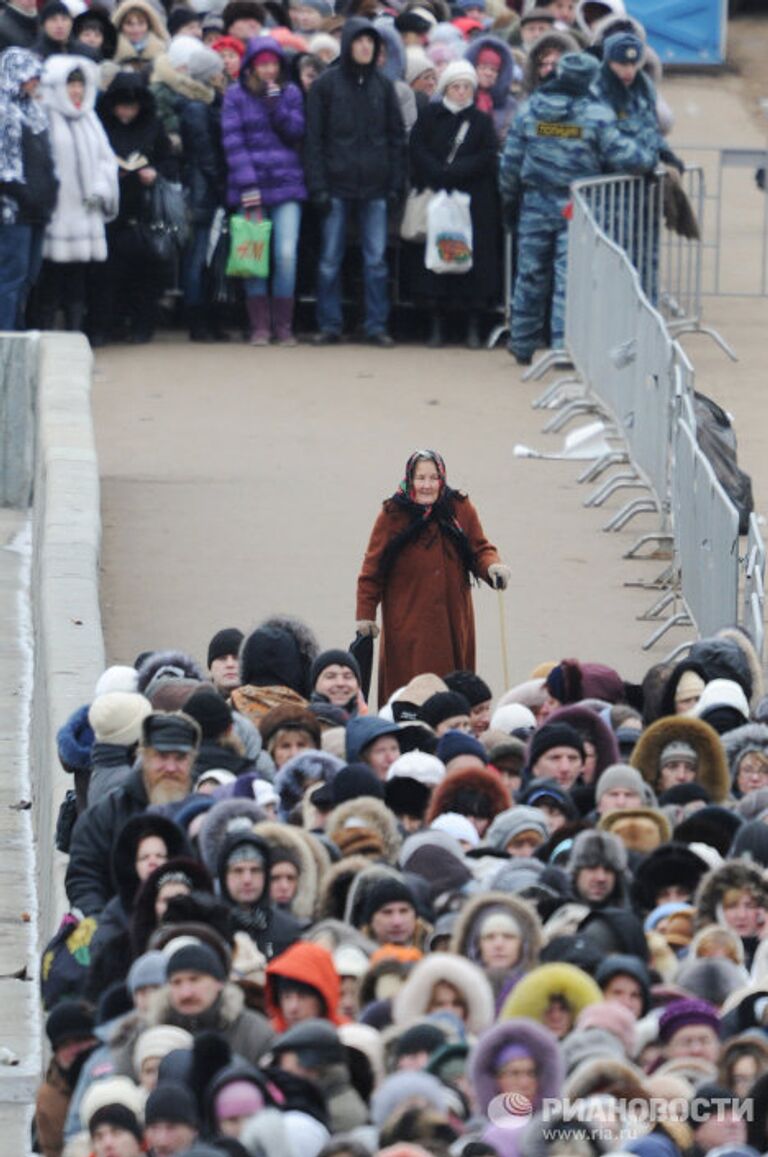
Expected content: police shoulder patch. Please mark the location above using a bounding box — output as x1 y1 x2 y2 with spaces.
536 122 583 139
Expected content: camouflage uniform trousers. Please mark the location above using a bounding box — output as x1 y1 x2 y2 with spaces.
510 189 569 360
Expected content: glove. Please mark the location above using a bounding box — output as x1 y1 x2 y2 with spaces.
659 147 685 176
241 188 261 209
488 563 511 591
83 194 104 212
355 620 380 638
313 192 332 217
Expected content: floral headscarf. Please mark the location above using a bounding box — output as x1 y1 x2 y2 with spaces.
399 450 447 506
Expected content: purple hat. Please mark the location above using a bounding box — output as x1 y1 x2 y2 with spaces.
658 998 720 1043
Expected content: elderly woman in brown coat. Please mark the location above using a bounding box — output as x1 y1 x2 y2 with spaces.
356 449 510 704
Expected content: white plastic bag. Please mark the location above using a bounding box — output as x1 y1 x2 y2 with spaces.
425 190 473 275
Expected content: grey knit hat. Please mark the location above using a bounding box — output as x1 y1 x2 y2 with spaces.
485 806 549 852
660 741 698 769
595 763 648 802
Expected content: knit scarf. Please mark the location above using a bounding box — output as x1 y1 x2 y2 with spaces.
377 450 477 583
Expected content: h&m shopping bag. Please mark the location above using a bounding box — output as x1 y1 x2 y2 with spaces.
226 212 272 278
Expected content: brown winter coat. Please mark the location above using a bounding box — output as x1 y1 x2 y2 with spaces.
35 1059 71 1157
356 494 500 703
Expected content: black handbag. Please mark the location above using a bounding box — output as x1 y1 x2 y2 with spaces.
135 177 190 263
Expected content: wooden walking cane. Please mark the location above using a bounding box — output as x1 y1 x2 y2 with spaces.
497 586 510 691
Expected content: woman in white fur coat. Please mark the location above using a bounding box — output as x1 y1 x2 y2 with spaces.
36 54 118 329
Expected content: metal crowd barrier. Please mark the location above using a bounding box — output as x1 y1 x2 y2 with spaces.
554 171 766 657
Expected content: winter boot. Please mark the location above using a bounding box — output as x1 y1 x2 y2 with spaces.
188 306 210 342
466 312 482 350
272 297 296 346
426 310 443 348
246 296 271 346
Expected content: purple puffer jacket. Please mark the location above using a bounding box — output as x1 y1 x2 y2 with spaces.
221 35 306 208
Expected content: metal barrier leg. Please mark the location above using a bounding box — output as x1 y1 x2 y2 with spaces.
603 497 658 531
531 374 582 409
585 473 644 507
577 450 629 483
542 399 600 433
623 533 674 559
643 611 692 650
522 348 574 381
667 320 738 362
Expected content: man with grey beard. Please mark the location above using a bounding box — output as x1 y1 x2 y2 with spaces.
65 713 200 917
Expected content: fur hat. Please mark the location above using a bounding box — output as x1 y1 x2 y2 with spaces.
259 703 321 749
632 842 709 912
694 858 768 929
675 806 744 858
444 670 492 707
568 829 627 875
326 795 401 864
575 1001 636 1055
133 1026 193 1074
425 764 510 825
387 751 446 787
675 957 750 1007
598 808 671 853
491 703 537 733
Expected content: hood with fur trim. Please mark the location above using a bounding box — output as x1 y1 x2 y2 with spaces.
264 940 342 1031
523 29 579 94
392 952 495 1036
547 703 620 779
689 635 755 702
317 855 373 922
630 715 730 802
717 627 764 707
575 0 625 40
197 797 266 876
343 863 404 929
253 821 318 921
464 34 518 109
135 649 205 698
568 828 627 875
425 765 510 826
150 52 215 103
326 796 402 866
470 1017 564 1113
694 859 768 930
112 0 168 40
723 722 768 781
240 615 319 698
499 962 603 1024
450 891 542 971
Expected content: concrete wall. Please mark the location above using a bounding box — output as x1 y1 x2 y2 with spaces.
30 333 105 933
0 332 104 1146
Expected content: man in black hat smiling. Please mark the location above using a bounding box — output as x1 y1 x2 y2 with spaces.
65 712 201 917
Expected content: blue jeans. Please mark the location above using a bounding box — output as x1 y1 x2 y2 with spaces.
0 222 44 330
181 223 210 308
244 200 302 300
316 197 389 336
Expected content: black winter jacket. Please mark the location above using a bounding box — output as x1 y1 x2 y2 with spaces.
304 17 405 201
0 3 37 51
4 120 58 224
97 71 176 224
180 95 225 225
65 767 149 917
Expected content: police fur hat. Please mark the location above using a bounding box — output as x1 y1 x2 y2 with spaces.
630 715 730 802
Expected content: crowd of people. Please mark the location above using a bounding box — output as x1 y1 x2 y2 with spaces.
0 0 680 353
33 449 768 1157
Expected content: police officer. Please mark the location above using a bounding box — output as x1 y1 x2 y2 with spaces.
499 51 657 365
